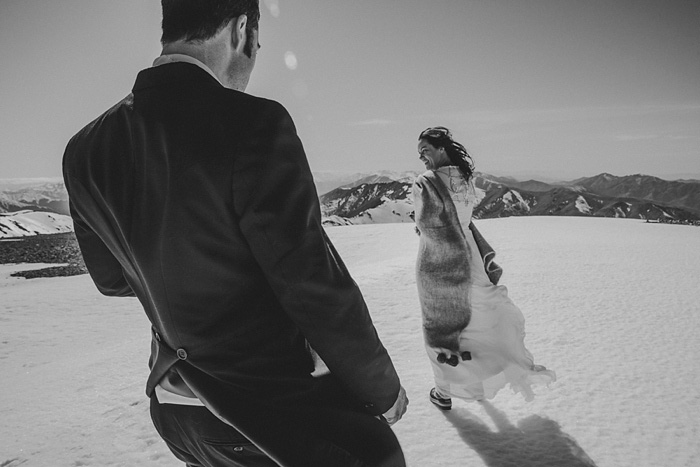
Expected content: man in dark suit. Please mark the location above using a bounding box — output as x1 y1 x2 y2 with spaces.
62 1 407 465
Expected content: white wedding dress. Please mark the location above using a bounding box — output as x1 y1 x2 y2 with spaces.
427 166 555 402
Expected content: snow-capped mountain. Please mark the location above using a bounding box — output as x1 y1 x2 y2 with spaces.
567 173 700 215
2 172 698 235
312 171 369 197
474 184 697 220
313 170 419 196
319 171 700 225
321 181 414 226
336 170 419 188
0 179 69 216
0 210 73 238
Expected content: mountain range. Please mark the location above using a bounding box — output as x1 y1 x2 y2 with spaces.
0 178 69 216
319 171 700 226
1 172 698 237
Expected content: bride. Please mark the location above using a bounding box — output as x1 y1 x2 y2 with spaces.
412 126 555 409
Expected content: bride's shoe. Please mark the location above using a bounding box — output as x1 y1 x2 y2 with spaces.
429 388 452 410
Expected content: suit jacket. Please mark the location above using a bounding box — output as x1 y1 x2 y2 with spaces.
63 63 400 460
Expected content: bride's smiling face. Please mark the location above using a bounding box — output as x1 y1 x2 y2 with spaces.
417 139 450 170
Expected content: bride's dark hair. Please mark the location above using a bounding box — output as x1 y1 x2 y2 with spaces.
419 126 475 182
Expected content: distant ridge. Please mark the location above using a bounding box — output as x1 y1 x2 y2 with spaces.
1 173 698 236
0 179 69 216
319 171 700 226
567 173 700 215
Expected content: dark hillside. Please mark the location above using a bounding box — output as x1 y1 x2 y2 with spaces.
0 233 87 278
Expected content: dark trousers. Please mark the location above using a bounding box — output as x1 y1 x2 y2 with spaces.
150 395 405 467
150 395 276 466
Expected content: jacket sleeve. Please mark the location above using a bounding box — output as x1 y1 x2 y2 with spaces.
232 102 400 414
65 179 135 298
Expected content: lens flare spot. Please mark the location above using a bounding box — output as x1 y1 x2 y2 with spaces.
264 0 280 18
284 51 298 70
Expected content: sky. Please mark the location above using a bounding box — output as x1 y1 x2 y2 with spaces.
0 0 699 181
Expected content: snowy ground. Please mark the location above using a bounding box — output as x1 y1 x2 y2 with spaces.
2 217 699 467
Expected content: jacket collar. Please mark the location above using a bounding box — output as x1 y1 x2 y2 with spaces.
133 62 223 92
153 54 223 85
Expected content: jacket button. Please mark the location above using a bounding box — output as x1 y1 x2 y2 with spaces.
176 348 188 360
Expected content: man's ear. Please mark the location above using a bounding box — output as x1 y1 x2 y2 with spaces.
230 14 248 53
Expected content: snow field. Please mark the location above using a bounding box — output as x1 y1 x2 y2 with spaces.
327 218 700 467
1 217 699 466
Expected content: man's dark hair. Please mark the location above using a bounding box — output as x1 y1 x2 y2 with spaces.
161 0 260 45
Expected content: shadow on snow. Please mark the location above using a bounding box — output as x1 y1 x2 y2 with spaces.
442 401 597 467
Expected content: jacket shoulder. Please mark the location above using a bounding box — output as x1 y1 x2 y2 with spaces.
64 94 134 161
222 90 289 119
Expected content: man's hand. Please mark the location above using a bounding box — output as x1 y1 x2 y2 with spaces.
382 385 408 425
